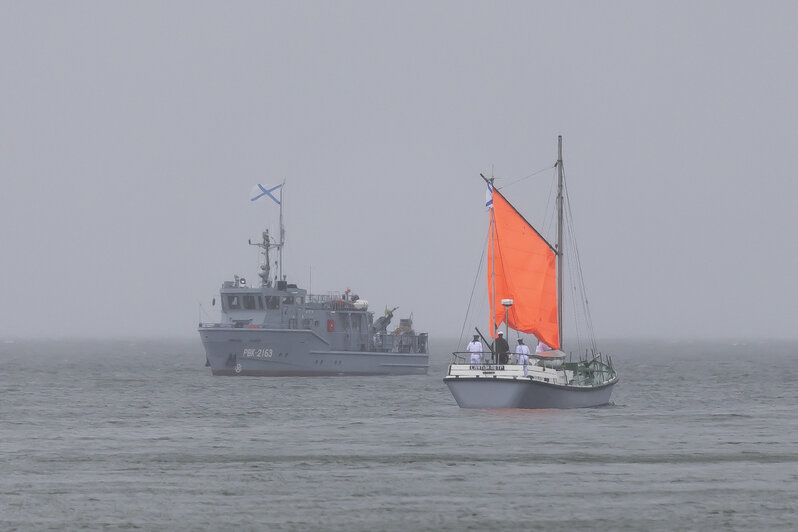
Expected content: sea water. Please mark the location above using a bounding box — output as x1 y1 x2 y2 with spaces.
2 338 797 530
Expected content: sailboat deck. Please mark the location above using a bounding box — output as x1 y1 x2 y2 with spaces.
445 361 617 389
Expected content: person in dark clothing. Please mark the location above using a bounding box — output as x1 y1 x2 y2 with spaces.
495 331 510 364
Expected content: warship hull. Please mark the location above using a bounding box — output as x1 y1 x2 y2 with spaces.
201 327 429 376
444 376 616 409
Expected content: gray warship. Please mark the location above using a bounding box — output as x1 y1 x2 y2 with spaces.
198 187 429 376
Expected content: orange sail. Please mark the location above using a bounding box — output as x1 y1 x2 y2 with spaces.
488 187 559 349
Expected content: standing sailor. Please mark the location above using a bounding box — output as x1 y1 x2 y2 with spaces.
516 338 531 376
495 331 509 365
467 335 484 364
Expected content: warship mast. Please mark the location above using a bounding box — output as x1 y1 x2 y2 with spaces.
278 181 284 282
249 182 285 287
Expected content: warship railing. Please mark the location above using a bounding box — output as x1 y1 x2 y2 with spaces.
305 293 357 304
373 332 428 354
300 331 428 353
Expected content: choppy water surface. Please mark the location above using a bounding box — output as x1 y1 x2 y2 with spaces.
2 338 797 530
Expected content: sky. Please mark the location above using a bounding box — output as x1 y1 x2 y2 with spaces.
1 1 797 342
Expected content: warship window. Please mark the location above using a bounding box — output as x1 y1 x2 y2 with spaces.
257 297 264 310
227 295 240 309
265 296 279 309
282 296 294 305
243 295 256 310
296 297 304 305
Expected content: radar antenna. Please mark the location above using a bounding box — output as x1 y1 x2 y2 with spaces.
249 229 277 287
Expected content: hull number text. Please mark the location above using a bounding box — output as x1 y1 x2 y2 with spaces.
243 348 273 359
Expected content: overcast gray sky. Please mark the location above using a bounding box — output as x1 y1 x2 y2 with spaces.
2 1 796 341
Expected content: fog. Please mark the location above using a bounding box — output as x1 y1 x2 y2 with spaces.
2 1 796 342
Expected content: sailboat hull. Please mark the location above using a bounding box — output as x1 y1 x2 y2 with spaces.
444 375 617 409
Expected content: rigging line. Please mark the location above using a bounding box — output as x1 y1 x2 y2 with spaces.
500 164 558 189
566 262 584 355
569 202 597 350
199 303 214 321
563 175 598 352
565 212 586 353
459 224 490 350
542 166 558 239
566 204 594 353
566 239 591 356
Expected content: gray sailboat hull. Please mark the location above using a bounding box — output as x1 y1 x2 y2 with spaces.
201 327 428 376
443 376 617 409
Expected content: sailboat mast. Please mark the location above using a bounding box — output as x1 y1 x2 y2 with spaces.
279 182 285 282
489 179 497 339
480 173 498 340
556 136 564 348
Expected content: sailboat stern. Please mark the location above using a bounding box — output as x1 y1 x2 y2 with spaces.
444 376 529 408
443 363 617 409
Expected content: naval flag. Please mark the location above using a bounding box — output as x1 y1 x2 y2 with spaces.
250 183 282 204
485 182 493 209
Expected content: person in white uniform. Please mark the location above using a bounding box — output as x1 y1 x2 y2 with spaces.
516 338 531 376
467 334 484 364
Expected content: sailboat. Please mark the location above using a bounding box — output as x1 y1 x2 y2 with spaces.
443 136 618 409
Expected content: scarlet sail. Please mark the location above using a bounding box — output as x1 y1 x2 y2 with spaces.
488 188 559 349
